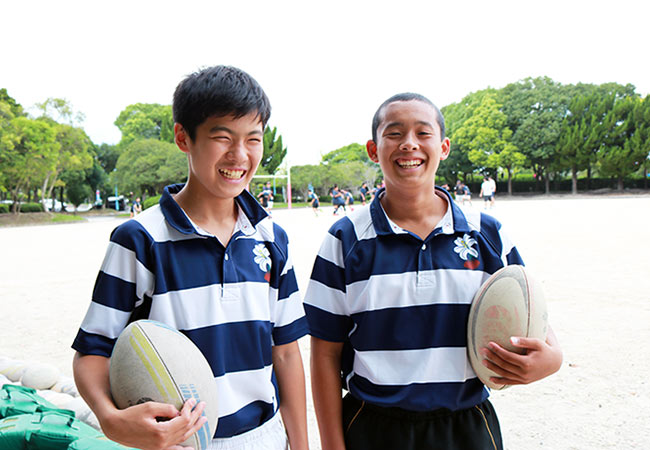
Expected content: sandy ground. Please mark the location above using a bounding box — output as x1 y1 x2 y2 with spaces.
1 194 650 449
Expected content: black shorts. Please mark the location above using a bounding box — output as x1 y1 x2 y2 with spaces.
342 394 502 450
312 199 320 208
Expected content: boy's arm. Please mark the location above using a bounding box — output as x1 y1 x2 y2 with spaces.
481 325 563 386
311 337 346 450
272 341 309 450
73 352 207 450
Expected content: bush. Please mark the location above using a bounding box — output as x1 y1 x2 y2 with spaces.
20 203 45 213
143 195 161 210
0 204 9 214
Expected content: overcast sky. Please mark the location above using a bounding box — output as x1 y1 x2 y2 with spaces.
3 0 648 166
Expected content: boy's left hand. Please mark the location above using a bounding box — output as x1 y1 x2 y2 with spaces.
481 326 562 386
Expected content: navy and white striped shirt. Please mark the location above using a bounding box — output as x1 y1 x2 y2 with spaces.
304 187 523 412
72 184 309 437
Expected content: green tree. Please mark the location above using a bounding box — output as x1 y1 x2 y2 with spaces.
324 161 377 195
597 96 648 190
1 117 59 212
35 97 85 126
61 168 93 208
38 120 94 207
0 88 25 118
501 77 570 194
556 89 603 193
321 143 370 166
0 91 23 194
115 139 187 196
261 126 287 174
114 103 174 146
96 143 121 173
290 164 325 200
440 101 477 184
452 90 524 194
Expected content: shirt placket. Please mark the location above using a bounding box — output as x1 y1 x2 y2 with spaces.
221 238 240 301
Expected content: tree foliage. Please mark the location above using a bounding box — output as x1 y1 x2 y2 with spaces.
1 117 59 211
321 143 370 166
261 126 287 174
115 139 187 196
114 103 174 146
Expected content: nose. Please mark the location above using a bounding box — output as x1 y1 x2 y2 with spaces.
226 139 247 161
399 131 418 151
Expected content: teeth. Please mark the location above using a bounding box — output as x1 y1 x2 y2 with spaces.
397 160 422 168
220 169 245 179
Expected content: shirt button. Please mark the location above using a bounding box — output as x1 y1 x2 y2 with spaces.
421 244 427 251
225 254 229 261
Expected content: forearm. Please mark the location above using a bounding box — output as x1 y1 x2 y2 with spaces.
72 352 119 423
273 341 309 450
311 338 346 450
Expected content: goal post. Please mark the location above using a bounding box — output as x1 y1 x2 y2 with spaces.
250 171 292 209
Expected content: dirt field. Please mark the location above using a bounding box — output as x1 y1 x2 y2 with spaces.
1 194 649 449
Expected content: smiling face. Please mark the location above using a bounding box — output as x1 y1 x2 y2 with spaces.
175 112 264 201
366 100 450 197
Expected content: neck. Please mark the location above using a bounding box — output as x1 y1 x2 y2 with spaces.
173 180 238 228
381 186 446 222
380 186 448 240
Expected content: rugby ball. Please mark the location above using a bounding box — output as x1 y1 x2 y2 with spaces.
109 320 218 449
467 265 548 390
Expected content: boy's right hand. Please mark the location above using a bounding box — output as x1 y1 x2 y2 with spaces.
101 398 208 450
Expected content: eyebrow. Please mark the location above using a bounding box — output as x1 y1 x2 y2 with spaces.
208 125 263 136
384 120 434 129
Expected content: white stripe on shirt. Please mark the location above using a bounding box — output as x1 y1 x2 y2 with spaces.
353 347 476 385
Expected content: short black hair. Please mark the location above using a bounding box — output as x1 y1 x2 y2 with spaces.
371 92 445 142
173 65 271 141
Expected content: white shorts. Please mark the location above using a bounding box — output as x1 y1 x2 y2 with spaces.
207 413 288 450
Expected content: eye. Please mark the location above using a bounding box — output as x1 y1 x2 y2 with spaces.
211 135 230 141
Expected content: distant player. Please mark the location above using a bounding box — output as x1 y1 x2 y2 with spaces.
359 182 369 205
308 190 321 216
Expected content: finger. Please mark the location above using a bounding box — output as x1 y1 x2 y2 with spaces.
143 402 181 420
510 336 545 351
181 415 208 443
487 341 529 366
160 399 197 435
180 398 198 415
481 352 521 380
490 376 525 386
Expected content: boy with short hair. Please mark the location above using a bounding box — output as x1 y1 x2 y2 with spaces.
72 65 309 450
304 93 562 450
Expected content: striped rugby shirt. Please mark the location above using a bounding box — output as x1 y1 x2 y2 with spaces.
304 187 523 412
72 184 309 438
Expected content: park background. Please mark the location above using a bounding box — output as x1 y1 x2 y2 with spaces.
2 1 650 449
2 0 650 214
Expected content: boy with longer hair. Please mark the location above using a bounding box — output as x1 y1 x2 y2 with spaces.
304 93 562 449
72 66 309 450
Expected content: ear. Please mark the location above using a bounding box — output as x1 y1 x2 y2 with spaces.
174 123 191 154
439 137 451 161
366 140 379 163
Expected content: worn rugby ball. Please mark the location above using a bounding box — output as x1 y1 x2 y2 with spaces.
109 320 217 449
467 265 548 390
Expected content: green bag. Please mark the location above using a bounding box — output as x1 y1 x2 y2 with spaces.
68 435 137 449
0 385 58 419
0 410 99 450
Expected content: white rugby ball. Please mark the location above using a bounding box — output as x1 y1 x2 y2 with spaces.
109 320 218 449
467 265 548 390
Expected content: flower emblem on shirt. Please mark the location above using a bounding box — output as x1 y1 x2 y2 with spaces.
454 233 480 269
253 243 272 280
